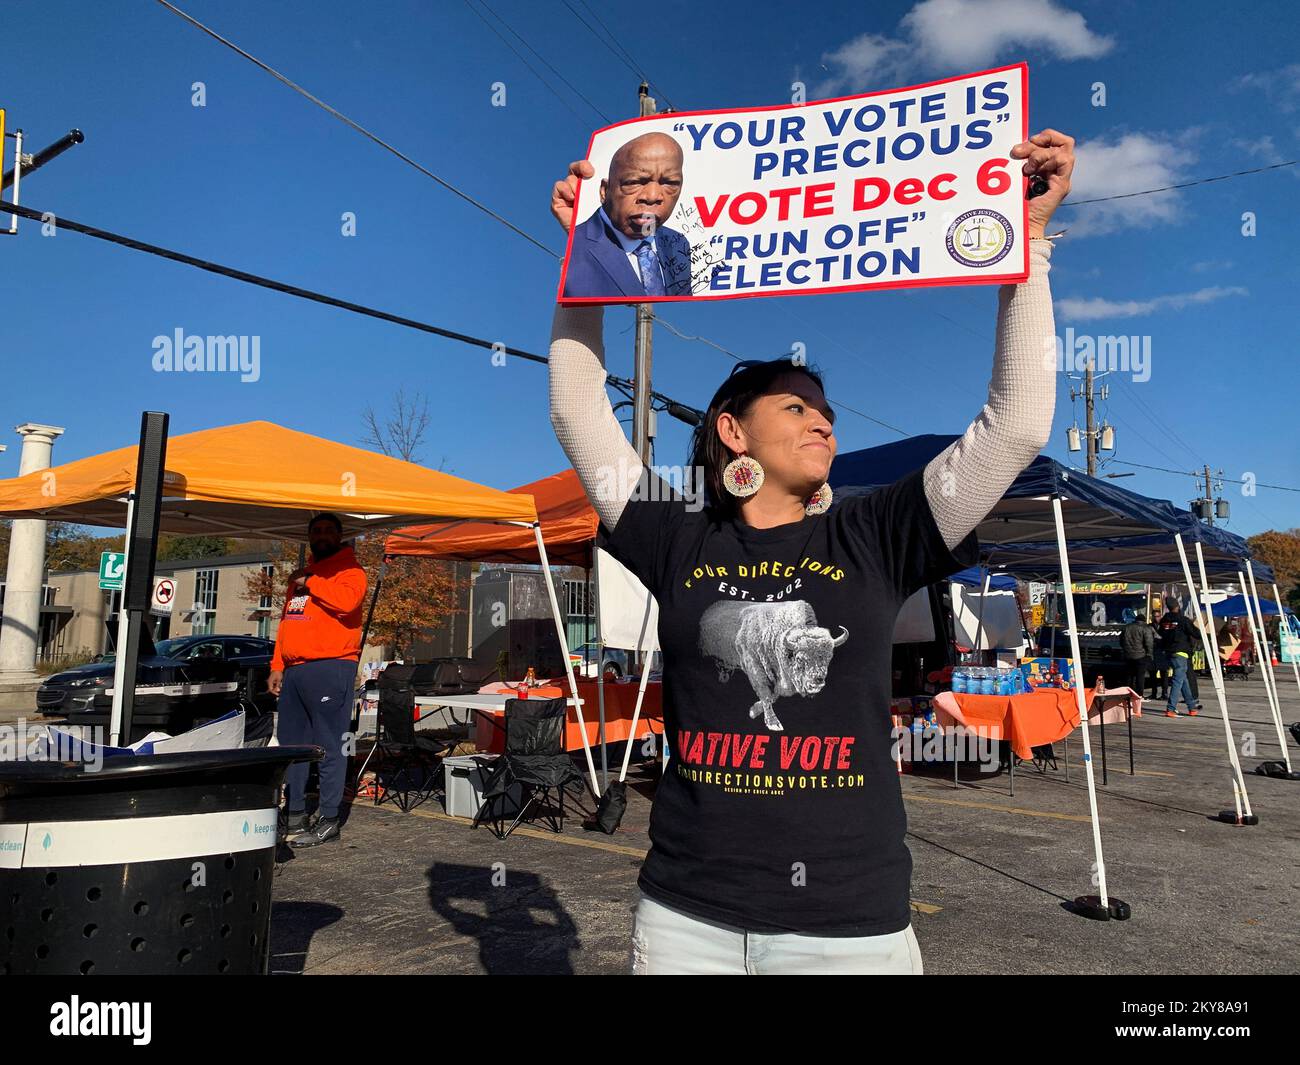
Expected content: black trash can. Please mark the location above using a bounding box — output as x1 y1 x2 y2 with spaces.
1 744 320 975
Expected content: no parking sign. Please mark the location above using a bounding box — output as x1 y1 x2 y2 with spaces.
151 576 177 615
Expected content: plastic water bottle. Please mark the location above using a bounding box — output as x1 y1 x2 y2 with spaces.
952 669 967 694
981 668 995 696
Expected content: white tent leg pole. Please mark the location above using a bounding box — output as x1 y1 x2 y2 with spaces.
974 565 991 658
1245 562 1292 773
619 646 654 783
1051 496 1122 917
108 494 136 746
1243 565 1287 765
1178 537 1252 819
1192 543 1242 823
592 557 607 789
617 593 659 783
1272 581 1300 702
592 559 605 790
533 524 600 795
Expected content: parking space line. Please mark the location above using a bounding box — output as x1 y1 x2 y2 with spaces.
904 793 1093 822
363 801 648 856
365 802 945 914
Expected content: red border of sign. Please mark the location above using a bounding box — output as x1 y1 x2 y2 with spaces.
556 62 1031 306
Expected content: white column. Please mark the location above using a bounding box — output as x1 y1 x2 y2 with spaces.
0 423 66 678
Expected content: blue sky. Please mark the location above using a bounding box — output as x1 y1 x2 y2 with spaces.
3 0 1298 536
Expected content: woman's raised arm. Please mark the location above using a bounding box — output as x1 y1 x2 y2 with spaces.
548 160 644 532
922 129 1076 549
549 303 644 532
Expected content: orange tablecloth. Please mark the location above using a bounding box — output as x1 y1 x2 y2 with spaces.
474 678 664 754
940 686 1136 761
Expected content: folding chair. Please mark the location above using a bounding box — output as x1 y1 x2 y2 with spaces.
368 664 454 812
473 696 586 840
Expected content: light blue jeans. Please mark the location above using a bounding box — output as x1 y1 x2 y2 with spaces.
630 893 923 975
1167 653 1196 712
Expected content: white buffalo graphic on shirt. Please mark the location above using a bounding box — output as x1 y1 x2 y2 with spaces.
698 599 849 732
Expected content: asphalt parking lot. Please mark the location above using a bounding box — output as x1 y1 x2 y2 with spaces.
268 676 1300 974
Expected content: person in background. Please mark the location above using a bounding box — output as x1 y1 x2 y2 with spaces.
1157 600 1202 718
1149 615 1169 701
1120 610 1154 697
268 512 368 847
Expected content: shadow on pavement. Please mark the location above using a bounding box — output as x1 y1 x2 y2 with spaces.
267 901 345 974
426 861 580 974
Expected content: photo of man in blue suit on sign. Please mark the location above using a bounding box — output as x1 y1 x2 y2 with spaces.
562 131 694 299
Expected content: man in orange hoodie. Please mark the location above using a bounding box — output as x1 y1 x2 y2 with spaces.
269 512 368 847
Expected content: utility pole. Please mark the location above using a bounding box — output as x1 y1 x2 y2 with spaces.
1067 364 1114 476
1084 364 1096 475
631 83 656 469
1191 465 1228 525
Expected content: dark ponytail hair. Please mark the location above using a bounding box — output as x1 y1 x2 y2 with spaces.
686 357 827 522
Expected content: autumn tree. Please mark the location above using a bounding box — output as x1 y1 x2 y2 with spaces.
1247 528 1300 607
157 535 234 561
45 526 125 571
361 388 453 472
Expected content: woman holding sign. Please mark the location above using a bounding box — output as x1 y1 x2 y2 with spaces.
549 129 1074 974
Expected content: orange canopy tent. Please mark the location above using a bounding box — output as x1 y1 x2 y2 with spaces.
384 468 598 566
386 469 661 789
0 420 539 539
0 419 611 788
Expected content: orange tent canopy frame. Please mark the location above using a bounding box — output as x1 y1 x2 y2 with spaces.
0 420 539 541
385 468 598 566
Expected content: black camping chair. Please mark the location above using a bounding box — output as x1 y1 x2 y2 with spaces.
473 696 587 840
370 664 455 812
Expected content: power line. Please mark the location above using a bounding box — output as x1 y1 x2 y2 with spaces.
1112 458 1300 494
152 0 765 376
0 198 686 410
560 0 676 111
462 0 611 125
153 0 557 256
1059 159 1297 208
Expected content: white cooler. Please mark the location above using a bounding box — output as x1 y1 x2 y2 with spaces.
442 754 522 820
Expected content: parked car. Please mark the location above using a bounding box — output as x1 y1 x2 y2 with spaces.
38 634 277 744
569 642 662 680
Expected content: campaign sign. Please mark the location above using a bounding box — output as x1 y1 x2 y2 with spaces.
558 63 1029 305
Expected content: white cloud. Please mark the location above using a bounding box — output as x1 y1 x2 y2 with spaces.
1233 64 1300 111
818 0 1114 92
1227 135 1300 180
1060 133 1196 236
1056 286 1248 322
1190 259 1234 273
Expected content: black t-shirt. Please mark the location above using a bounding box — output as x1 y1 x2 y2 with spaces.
600 466 977 935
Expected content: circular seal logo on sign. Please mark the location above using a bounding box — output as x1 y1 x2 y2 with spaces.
946 210 1013 268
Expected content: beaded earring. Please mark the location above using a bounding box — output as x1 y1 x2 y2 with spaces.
804 483 833 515
721 453 764 497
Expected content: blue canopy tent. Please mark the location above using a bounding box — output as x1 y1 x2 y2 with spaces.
831 435 1185 547
830 435 1266 883
1211 595 1292 618
951 566 1016 590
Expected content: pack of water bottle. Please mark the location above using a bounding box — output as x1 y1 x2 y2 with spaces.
951 665 1025 696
